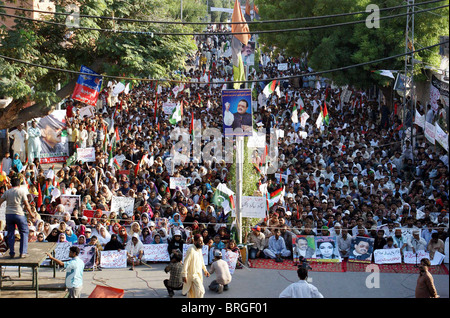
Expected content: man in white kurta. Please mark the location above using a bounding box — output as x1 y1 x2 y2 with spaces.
27 121 41 162
279 267 323 298
9 124 28 162
181 235 210 298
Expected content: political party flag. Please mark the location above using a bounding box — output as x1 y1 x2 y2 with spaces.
113 158 121 170
291 102 298 123
134 160 140 177
300 111 310 128
169 102 183 125
263 80 281 98
72 65 103 106
372 70 395 79
268 186 284 207
244 0 252 22
316 106 324 129
211 183 235 214
231 0 250 89
37 183 43 207
323 102 330 126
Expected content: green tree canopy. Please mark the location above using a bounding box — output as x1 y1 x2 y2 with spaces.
0 0 200 129
255 0 448 89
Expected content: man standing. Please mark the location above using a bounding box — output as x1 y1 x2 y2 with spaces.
27 120 41 163
415 258 439 298
208 250 232 294
9 124 28 162
0 177 36 258
46 246 85 298
279 267 323 298
182 234 210 298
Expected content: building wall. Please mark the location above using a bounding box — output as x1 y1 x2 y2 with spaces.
0 0 55 30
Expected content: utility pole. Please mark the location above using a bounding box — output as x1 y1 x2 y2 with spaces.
403 0 415 159
180 0 183 21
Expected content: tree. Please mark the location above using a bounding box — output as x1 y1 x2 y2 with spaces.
0 0 199 129
255 0 448 98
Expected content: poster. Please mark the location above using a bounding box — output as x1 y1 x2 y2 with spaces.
72 65 103 107
76 147 96 162
162 102 177 115
78 105 96 118
36 110 69 163
314 236 341 263
55 242 72 261
110 196 135 217
292 235 316 263
100 250 127 268
170 177 187 189
222 89 253 137
435 123 449 152
78 245 96 269
142 244 171 262
241 196 266 218
242 41 255 66
424 122 436 145
373 248 402 264
403 250 430 265
277 63 288 71
60 195 81 215
348 237 374 263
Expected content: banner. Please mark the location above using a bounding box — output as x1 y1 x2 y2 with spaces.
36 110 69 163
403 250 430 265
292 235 316 263
373 248 402 264
162 102 178 115
100 250 127 268
79 105 96 118
142 244 171 262
435 123 449 152
348 237 374 263
60 195 81 215
314 236 341 263
414 109 425 128
222 89 253 137
72 65 103 107
76 147 96 162
55 242 72 261
170 177 187 189
78 245 96 269
210 248 239 275
430 75 449 110
241 196 266 218
424 121 436 145
110 196 135 216
277 63 288 71
242 41 255 66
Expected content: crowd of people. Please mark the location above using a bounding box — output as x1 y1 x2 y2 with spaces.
0 27 449 278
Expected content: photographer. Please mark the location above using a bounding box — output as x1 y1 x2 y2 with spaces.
279 260 323 298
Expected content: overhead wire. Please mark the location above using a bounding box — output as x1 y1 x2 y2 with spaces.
0 0 445 25
0 3 447 36
0 40 448 85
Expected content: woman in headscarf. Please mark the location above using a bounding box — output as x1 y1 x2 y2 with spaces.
169 213 183 227
151 234 162 244
65 227 78 244
97 225 111 249
140 226 153 244
58 233 68 243
76 235 87 246
110 222 121 236
46 227 61 242
117 225 130 246
12 153 23 173
139 212 151 229
130 221 142 237
158 228 169 243
104 234 125 251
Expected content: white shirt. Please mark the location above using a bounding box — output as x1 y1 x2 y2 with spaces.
279 280 324 298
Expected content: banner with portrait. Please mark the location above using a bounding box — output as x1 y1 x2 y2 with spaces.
314 236 341 263
242 41 255 66
72 65 103 107
77 245 96 269
348 237 375 263
222 89 253 137
60 195 81 215
36 110 69 164
292 235 316 263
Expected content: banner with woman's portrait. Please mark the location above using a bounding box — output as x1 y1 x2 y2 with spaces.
314 236 341 263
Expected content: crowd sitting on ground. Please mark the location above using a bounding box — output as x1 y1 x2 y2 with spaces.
0 28 448 269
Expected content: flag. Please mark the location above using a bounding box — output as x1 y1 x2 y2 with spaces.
323 102 330 126
291 103 298 123
231 0 251 90
134 160 140 177
372 70 395 79
263 80 281 98
113 158 121 170
244 0 251 22
169 102 182 125
115 126 120 142
316 107 324 129
268 186 284 207
211 183 235 214
37 183 43 207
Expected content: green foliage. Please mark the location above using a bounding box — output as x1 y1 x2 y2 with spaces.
0 0 200 112
255 0 449 89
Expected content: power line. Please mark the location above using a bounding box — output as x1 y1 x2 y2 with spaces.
0 0 445 25
0 4 447 36
0 40 447 85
